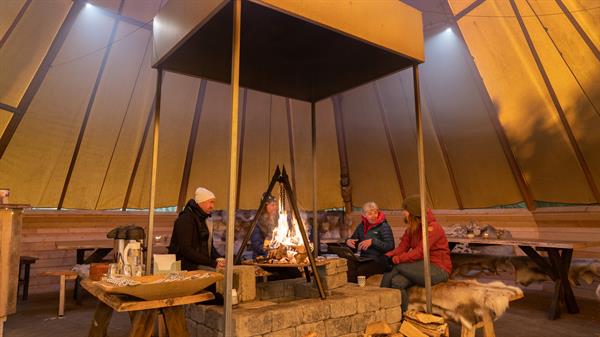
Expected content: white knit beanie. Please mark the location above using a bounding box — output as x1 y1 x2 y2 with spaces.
194 187 215 204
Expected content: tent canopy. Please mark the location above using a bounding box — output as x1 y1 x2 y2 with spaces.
152 0 423 102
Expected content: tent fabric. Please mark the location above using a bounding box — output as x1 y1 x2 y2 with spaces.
0 0 599 210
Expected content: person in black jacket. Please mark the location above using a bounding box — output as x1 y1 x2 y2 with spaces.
344 201 395 283
168 187 225 271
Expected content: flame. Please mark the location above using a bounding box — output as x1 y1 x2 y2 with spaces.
269 198 306 249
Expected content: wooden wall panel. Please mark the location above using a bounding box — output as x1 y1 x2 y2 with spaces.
20 210 176 295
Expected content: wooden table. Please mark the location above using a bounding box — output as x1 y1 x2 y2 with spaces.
81 279 213 337
447 237 600 320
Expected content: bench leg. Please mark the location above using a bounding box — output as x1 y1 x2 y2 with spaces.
59 274 66 316
129 310 157 337
89 302 113 337
482 309 496 337
157 313 167 337
0 316 6 337
162 306 188 337
461 326 475 337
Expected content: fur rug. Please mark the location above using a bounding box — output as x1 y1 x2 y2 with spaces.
408 280 523 329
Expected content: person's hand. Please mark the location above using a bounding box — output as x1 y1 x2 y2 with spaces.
392 255 401 264
358 239 372 251
216 258 226 269
346 239 357 249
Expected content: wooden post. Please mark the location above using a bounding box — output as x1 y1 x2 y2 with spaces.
146 69 162 275
413 65 432 313
225 0 242 335
311 102 319 255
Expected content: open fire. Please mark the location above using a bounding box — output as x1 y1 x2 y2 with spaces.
257 188 312 265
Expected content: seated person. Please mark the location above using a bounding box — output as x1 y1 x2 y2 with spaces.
381 195 452 312
344 201 395 283
250 195 278 259
168 187 225 271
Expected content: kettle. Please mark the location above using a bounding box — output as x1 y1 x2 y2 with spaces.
107 225 145 275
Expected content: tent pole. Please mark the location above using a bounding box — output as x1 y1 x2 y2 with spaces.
225 0 241 335
413 64 432 313
311 101 319 255
146 68 162 275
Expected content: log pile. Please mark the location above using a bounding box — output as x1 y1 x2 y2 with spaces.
363 311 448 337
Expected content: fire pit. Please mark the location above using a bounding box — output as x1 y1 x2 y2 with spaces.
186 259 403 337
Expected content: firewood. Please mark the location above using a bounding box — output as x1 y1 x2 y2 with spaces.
399 320 428 337
404 310 445 324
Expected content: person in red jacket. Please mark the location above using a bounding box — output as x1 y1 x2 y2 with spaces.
382 195 452 311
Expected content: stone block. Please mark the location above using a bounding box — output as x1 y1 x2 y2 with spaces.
374 309 386 322
187 303 206 322
329 296 357 318
216 265 256 302
356 291 380 313
325 316 352 336
320 272 347 290
350 312 377 332
339 334 359 337
298 299 331 323
257 279 286 300
271 303 302 330
379 288 402 308
265 327 297 337
197 324 219 337
205 306 224 331
234 308 273 336
385 306 402 324
295 321 325 337
186 319 197 337
294 283 321 299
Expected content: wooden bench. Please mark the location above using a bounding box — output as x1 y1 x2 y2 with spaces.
41 271 78 316
18 256 38 300
366 275 523 337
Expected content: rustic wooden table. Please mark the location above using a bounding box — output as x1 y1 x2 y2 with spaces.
81 279 214 337
447 237 600 320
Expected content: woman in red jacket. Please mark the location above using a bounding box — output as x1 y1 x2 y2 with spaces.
382 195 452 311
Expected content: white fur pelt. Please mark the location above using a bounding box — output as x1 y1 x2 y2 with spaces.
568 259 600 301
407 280 523 329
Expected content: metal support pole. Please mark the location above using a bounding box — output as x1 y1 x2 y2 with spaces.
311 102 319 256
224 0 241 335
145 68 162 275
413 64 432 313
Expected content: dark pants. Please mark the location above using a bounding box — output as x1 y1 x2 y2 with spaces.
346 259 387 283
381 261 449 311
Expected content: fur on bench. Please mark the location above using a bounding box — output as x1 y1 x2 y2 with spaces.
407 280 523 330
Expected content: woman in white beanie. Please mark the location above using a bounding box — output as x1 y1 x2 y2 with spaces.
168 187 225 271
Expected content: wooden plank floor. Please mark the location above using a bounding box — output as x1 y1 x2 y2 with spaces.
3 288 600 336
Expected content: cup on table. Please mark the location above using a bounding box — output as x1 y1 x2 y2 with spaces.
216 258 226 270
357 275 366 287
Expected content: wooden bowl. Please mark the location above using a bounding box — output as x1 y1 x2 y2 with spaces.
95 270 223 300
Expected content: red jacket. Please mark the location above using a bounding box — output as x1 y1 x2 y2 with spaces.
385 210 452 274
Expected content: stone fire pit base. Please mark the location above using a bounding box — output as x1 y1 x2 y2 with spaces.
185 280 402 337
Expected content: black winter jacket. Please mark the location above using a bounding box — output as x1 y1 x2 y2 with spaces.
168 199 222 270
349 220 395 259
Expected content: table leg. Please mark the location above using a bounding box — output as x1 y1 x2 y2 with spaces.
129 309 157 337
89 302 113 337
549 249 579 314
162 306 188 337
74 249 87 301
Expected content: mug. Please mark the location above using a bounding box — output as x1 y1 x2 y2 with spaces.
357 275 366 287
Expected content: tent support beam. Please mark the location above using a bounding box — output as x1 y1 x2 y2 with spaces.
0 0 31 50
554 0 599 61
510 0 600 204
177 79 208 211
146 68 162 275
58 0 125 209
454 0 486 21
414 64 432 314
0 0 84 160
332 95 352 237
286 98 298 191
373 82 407 200
235 89 249 209
0 103 18 114
311 101 318 255
224 1 242 335
122 98 155 210
440 1 536 210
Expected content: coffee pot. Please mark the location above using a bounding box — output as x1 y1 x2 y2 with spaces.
107 225 145 275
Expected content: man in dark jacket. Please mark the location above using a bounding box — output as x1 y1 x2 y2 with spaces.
345 201 395 282
169 187 225 271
